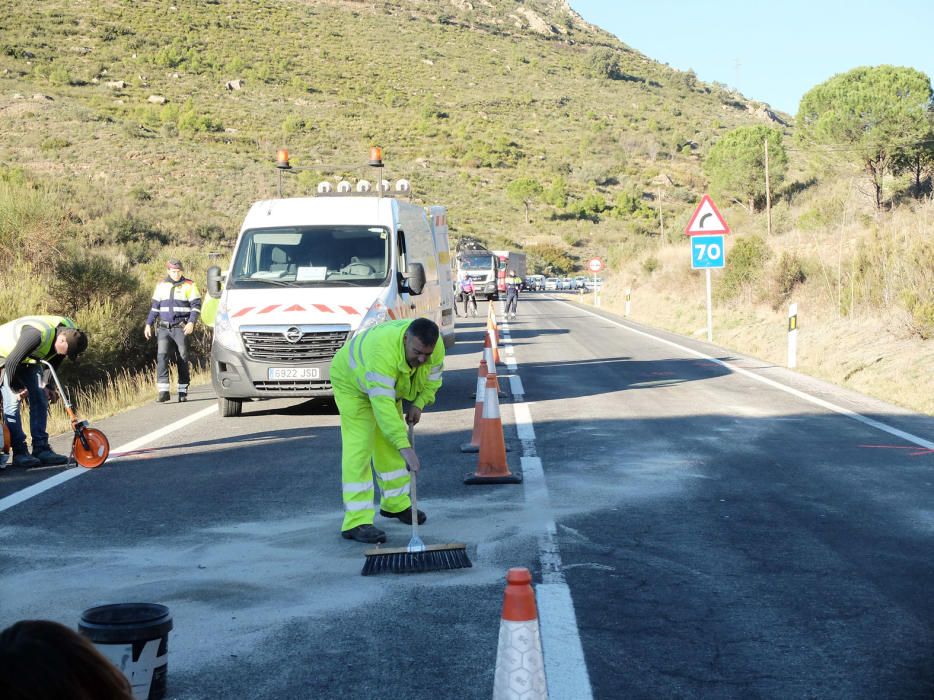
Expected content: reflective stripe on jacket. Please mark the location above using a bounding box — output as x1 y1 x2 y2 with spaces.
505 276 522 293
145 277 202 326
330 319 445 451
0 315 76 363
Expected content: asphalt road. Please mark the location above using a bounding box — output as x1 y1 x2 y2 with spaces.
2 295 933 699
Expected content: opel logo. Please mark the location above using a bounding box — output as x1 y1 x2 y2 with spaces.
285 327 303 343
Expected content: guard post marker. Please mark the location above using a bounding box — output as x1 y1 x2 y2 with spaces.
787 302 798 369
492 567 548 700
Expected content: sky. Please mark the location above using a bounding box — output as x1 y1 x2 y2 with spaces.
570 0 934 115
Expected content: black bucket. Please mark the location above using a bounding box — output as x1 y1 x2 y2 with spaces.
79 603 173 700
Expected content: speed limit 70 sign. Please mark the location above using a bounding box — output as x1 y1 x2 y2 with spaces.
691 235 725 269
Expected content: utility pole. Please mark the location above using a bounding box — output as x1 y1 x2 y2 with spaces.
764 138 772 237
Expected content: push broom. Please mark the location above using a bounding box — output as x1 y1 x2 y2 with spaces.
361 424 472 576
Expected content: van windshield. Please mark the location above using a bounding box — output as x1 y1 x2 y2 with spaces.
228 225 390 288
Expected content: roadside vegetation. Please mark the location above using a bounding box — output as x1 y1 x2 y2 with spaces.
0 1 931 414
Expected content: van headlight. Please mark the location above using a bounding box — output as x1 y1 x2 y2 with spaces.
213 304 244 353
356 303 389 335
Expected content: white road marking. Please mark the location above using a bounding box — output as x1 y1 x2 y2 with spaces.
508 322 594 698
559 299 934 450
0 404 217 513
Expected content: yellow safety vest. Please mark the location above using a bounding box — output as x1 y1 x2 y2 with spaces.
0 315 77 364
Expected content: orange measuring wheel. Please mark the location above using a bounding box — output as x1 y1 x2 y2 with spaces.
72 426 109 469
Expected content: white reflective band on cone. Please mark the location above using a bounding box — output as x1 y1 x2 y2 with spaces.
493 619 548 699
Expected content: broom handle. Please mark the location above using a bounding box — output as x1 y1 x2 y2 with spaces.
408 423 419 540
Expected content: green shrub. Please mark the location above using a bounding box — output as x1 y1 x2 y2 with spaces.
716 234 771 301
40 137 71 151
769 251 807 309
642 255 659 274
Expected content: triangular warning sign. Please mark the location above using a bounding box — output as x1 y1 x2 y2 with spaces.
685 194 730 236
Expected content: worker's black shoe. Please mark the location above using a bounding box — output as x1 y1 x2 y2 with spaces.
380 506 427 525
11 452 42 469
156 392 170 403
32 447 68 466
177 393 187 403
341 524 387 544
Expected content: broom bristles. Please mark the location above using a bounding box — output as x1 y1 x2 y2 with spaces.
361 543 472 576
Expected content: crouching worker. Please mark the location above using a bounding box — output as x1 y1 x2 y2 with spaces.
330 318 444 544
0 316 88 468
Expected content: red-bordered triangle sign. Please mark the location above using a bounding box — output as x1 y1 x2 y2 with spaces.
685 194 730 236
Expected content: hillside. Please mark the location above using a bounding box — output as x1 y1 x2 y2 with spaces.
1 0 931 414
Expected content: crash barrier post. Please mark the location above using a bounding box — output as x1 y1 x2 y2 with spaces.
492 567 547 700
465 370 521 485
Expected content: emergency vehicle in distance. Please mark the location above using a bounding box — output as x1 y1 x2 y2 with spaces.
205 148 456 417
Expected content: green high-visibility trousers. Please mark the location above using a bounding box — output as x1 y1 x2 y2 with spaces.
332 374 412 532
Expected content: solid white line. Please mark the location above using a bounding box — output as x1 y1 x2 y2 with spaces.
537 583 593 700
0 404 217 514
510 354 593 697
558 299 934 450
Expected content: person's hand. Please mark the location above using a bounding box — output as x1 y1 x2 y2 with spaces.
399 447 420 473
183 322 194 336
144 324 152 340
45 387 59 404
405 405 423 426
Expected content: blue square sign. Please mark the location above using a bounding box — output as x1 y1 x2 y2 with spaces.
691 234 725 269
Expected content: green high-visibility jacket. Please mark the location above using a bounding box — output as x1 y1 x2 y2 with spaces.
330 319 445 451
0 315 77 364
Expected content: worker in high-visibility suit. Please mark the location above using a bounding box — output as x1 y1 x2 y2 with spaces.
330 317 445 544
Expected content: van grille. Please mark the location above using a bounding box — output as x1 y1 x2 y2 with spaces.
241 329 350 363
252 379 333 392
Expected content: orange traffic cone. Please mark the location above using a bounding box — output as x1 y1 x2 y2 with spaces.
492 567 547 700
486 324 501 365
464 370 521 485
460 358 488 453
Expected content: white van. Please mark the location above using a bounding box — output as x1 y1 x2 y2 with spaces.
206 191 455 417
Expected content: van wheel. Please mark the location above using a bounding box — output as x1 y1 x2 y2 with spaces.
219 397 242 417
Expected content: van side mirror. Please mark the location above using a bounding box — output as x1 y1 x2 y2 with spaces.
207 266 224 298
402 262 426 295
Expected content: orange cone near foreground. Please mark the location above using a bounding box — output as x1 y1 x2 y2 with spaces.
492 567 548 700
460 358 487 453
464 370 521 485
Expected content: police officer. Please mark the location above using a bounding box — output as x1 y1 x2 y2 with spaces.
329 318 444 544
144 258 201 403
0 316 88 468
504 269 522 319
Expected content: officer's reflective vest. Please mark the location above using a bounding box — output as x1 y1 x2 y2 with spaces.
505 276 522 293
145 277 202 326
0 315 77 364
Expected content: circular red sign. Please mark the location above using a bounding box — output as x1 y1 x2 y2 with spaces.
588 257 603 272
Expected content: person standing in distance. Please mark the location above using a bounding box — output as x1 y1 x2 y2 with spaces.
329 318 445 544
144 258 201 403
0 316 88 468
504 268 522 319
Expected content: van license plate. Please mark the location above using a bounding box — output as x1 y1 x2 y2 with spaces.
268 367 320 380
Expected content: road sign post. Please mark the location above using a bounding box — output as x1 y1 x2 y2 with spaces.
686 195 729 343
587 257 603 307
